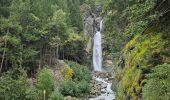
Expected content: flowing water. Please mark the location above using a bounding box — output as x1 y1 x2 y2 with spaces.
93 20 103 71
91 20 115 100
89 20 115 100
93 77 115 100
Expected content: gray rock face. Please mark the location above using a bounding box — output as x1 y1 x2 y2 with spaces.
84 16 94 37
83 14 102 53
111 78 118 92
95 17 102 32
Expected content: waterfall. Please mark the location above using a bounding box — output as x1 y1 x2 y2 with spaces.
93 20 103 71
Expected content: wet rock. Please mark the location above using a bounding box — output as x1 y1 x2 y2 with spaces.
89 95 96 98
97 81 102 86
101 89 107 93
104 78 108 81
97 91 101 95
111 79 118 92
108 77 114 81
89 71 115 100
101 83 107 89
99 97 105 100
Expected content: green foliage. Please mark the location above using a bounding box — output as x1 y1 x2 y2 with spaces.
59 79 78 97
143 64 170 100
59 79 90 97
0 0 88 98
77 79 91 95
62 32 86 63
66 61 92 82
0 68 38 100
67 0 83 31
117 32 166 99
59 61 92 97
0 0 85 73
49 89 64 100
102 1 170 99
103 0 160 54
36 66 54 97
62 67 74 80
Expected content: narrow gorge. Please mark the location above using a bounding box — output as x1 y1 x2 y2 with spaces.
0 0 170 100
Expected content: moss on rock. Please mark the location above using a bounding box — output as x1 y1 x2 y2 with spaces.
117 31 167 99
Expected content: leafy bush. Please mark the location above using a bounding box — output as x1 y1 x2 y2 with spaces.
143 64 170 100
59 61 92 97
49 89 64 100
66 61 92 82
77 79 91 95
36 66 54 98
59 79 78 97
61 67 74 80
0 68 38 100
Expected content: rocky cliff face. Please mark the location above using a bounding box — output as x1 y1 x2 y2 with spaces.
81 3 104 69
115 14 170 100
83 15 94 57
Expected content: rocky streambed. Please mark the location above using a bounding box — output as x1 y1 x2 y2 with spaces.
89 71 116 100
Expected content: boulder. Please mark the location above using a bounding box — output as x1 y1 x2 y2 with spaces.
111 79 118 92
101 83 107 89
89 95 96 98
101 89 106 93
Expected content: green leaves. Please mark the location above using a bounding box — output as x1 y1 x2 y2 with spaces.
103 0 160 54
59 61 92 97
0 68 37 100
143 64 170 100
36 67 54 96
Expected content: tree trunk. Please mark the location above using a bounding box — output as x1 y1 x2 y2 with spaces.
39 45 43 70
0 29 8 73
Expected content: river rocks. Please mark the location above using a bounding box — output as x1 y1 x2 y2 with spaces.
93 71 112 79
101 83 107 89
64 96 79 100
89 95 96 98
90 78 102 96
101 89 107 93
89 71 116 100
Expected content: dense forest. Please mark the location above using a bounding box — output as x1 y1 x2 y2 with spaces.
0 0 170 100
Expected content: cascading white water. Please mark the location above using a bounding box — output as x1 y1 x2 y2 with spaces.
90 20 115 100
93 20 103 71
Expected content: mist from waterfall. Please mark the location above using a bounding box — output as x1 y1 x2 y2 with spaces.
93 20 103 71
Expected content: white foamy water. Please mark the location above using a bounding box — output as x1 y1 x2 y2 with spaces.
91 20 115 100
93 20 103 71
89 77 116 100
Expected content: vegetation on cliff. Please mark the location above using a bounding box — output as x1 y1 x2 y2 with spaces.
103 0 170 99
0 0 170 99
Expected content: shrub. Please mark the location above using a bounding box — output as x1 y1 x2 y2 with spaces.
0 68 38 100
59 61 92 97
59 79 78 97
36 66 54 98
66 61 92 82
49 89 64 100
25 86 39 100
62 67 74 80
142 64 170 100
77 79 91 95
